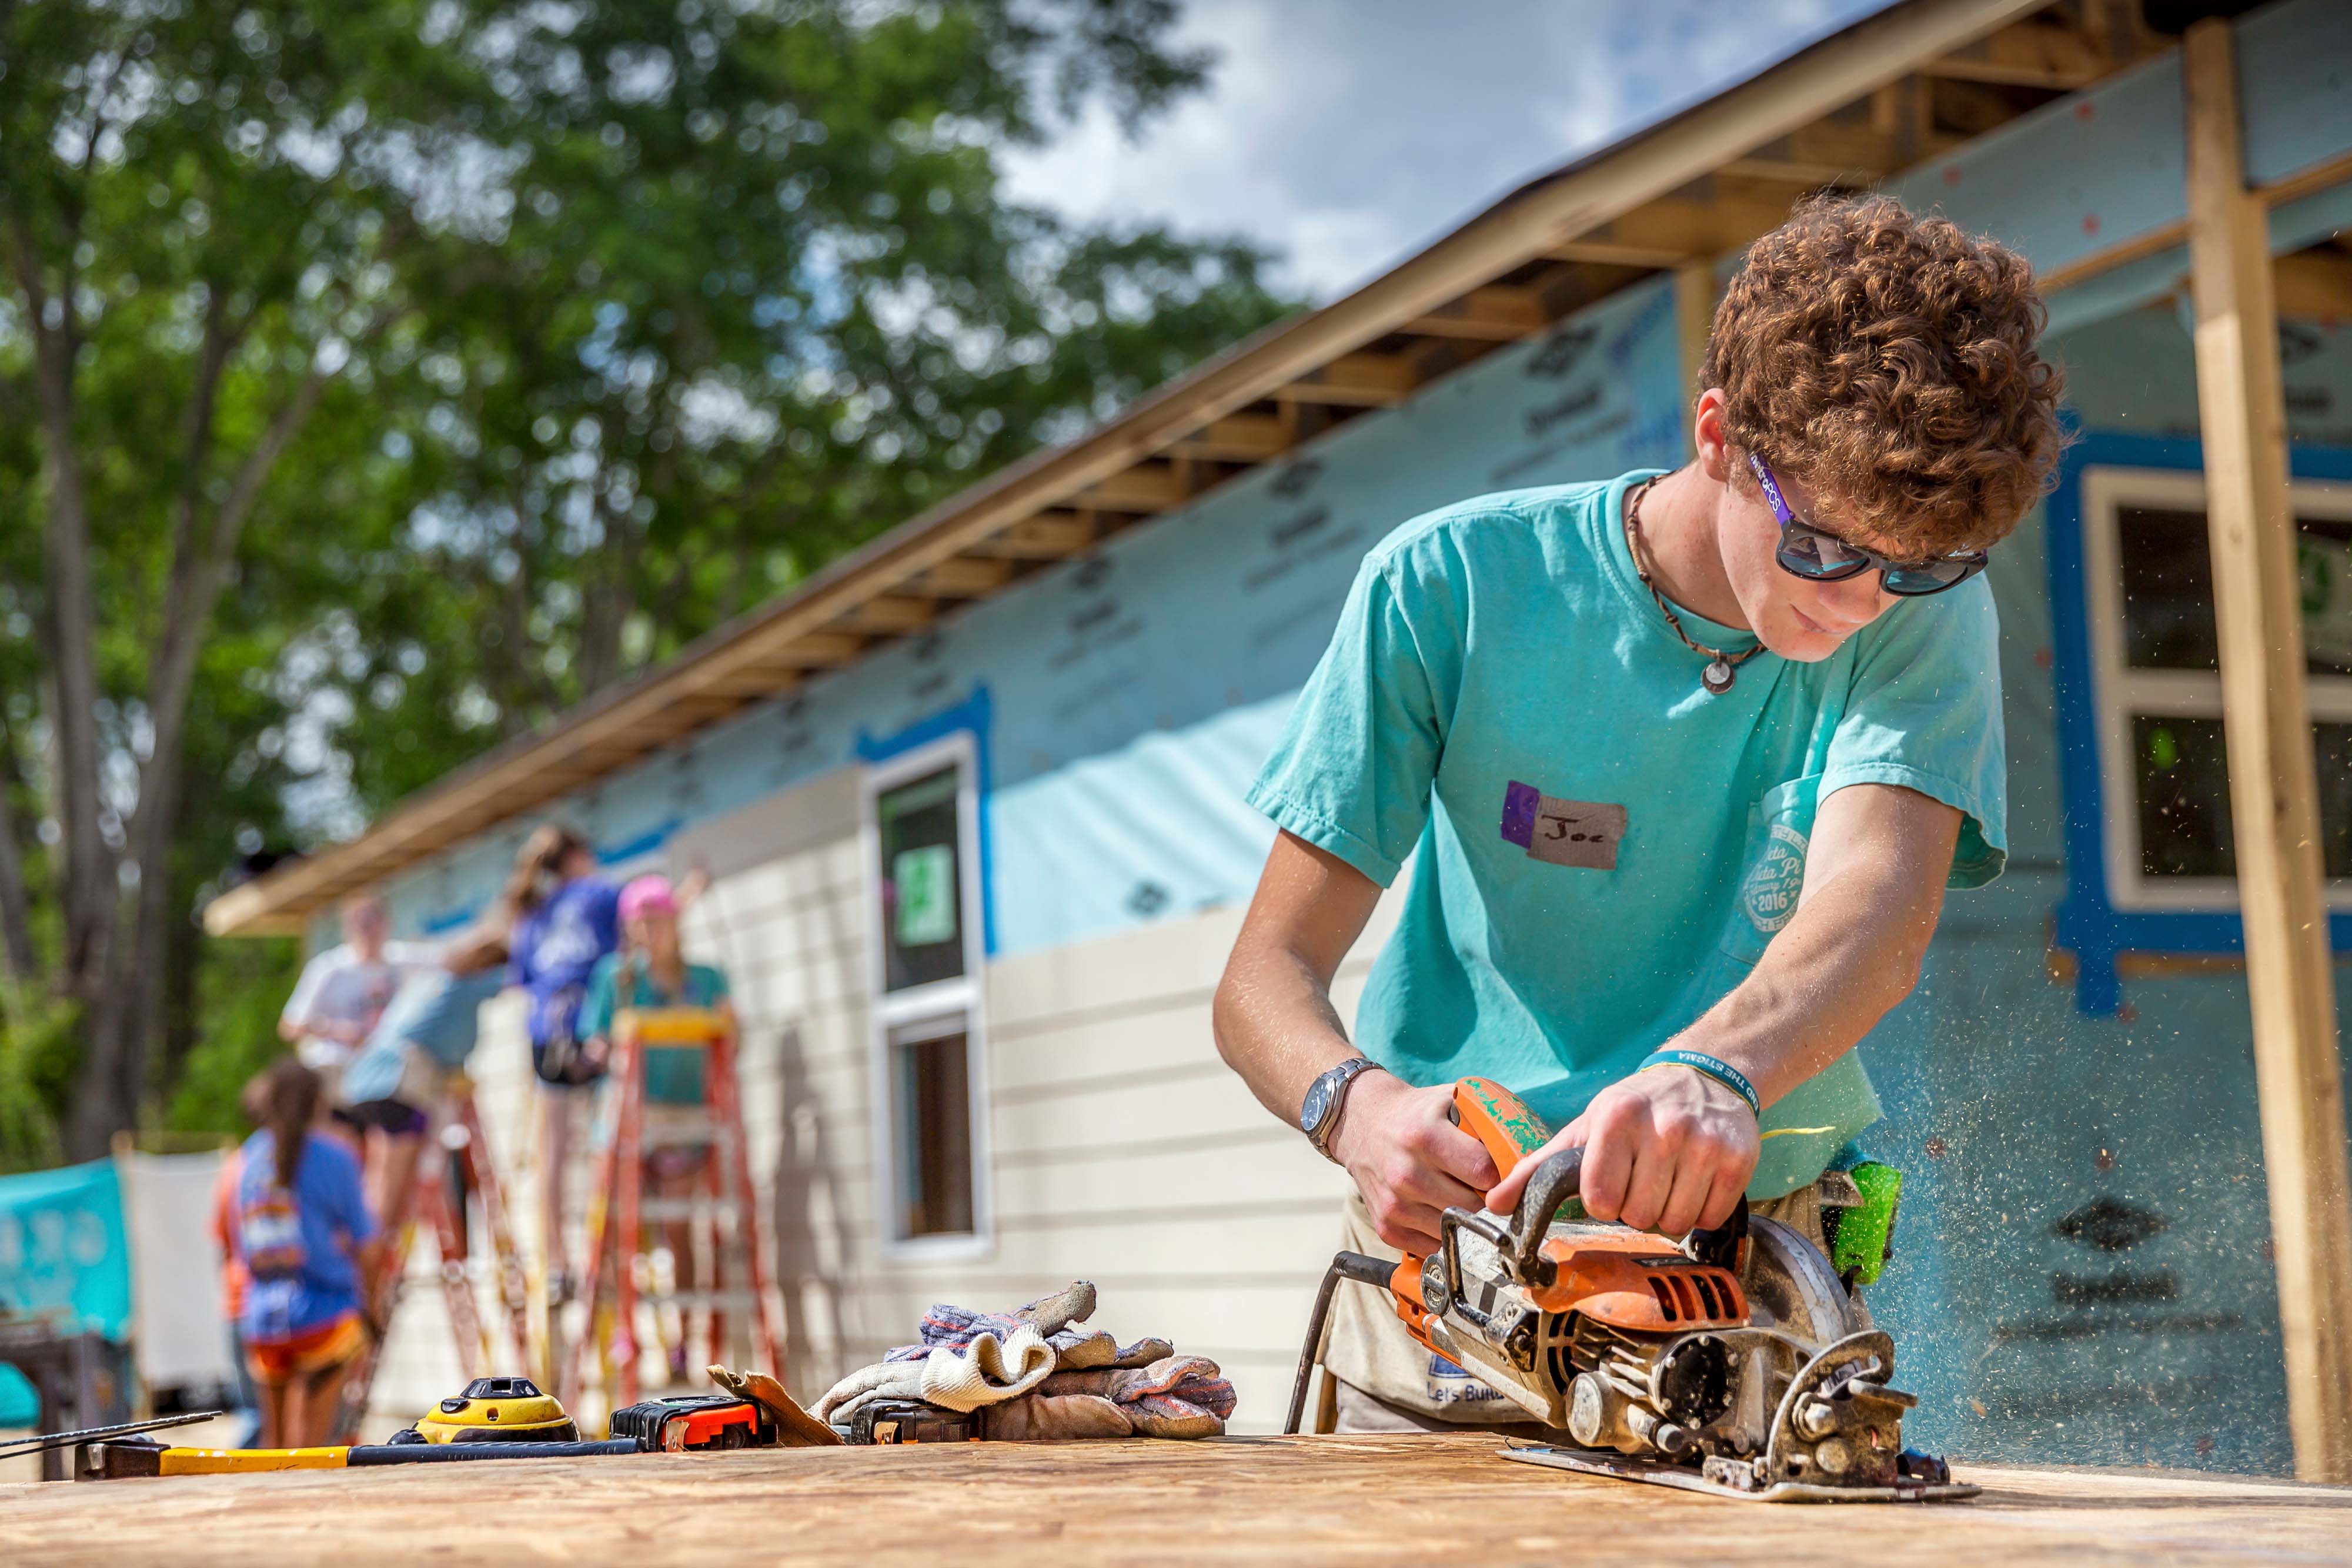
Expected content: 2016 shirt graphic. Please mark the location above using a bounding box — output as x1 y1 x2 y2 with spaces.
1742 821 1808 932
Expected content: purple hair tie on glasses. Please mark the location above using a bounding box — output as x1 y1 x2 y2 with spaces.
1748 452 1793 519
1746 452 1988 597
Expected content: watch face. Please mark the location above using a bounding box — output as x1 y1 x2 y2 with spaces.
1300 1075 1334 1135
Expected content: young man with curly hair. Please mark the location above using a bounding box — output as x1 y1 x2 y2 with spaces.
1212 195 2067 1432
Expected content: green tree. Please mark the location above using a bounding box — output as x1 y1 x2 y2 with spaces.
0 0 1292 1160
306 1 1289 808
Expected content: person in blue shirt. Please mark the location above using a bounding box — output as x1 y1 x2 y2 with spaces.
339 905 516 1233
234 1058 382 1449
503 824 620 1288
577 874 733 1382
1211 196 2067 1430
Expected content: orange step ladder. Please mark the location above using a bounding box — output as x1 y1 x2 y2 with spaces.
561 1006 781 1420
336 1078 534 1439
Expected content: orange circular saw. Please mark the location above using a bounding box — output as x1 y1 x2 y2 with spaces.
1285 1077 1974 1504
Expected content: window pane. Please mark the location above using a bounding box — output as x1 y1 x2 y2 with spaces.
2117 506 2352 676
2132 716 2234 876
2132 716 2352 879
890 1019 974 1238
877 765 964 992
2117 507 2217 671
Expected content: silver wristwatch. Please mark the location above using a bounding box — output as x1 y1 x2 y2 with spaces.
1300 1055 1383 1161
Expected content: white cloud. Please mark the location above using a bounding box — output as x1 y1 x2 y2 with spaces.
1005 0 1892 300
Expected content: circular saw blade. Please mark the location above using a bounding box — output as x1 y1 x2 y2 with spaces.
1743 1215 1863 1349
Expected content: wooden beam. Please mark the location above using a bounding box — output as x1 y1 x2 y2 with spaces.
1074 463 1193 514
1920 14 2109 89
1714 118 1919 189
569 733 663 761
971 512 1097 560
756 631 866 667
2262 149 2352 213
676 669 797 698
1672 261 1718 447
1272 352 1420 407
1714 156 1874 190
2038 220 2191 294
633 710 725 740
1567 192 1802 270
2275 250 2352 323
1544 238 1698 269
904 557 1017 597
1402 285 1552 341
1165 413 1294 462
2183 16 2352 1486
828 594 934 635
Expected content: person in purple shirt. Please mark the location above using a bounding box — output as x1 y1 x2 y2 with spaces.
504 823 619 1288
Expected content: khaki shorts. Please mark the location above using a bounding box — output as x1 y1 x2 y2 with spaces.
1322 1179 1855 1434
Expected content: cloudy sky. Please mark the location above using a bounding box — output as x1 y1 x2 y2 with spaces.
1005 0 1892 300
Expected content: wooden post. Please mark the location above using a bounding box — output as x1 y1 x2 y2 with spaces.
1673 261 1719 456
2182 17 2352 1484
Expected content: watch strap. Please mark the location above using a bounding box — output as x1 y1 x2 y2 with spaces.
1305 1055 1379 1159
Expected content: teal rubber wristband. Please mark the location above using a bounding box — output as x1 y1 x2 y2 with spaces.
1638 1049 1760 1118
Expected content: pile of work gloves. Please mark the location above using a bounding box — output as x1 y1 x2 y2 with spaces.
813 1281 1237 1441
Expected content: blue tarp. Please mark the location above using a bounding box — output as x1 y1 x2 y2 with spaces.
0 1159 131 1425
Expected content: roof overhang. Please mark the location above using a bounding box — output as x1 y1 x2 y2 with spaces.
207 0 2171 937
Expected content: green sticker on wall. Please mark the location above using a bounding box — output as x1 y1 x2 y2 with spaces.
893 844 957 947
2302 536 2352 668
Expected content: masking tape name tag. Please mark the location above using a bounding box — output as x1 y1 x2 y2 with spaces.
1501 781 1626 871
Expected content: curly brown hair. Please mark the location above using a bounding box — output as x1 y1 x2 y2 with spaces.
1702 193 2067 556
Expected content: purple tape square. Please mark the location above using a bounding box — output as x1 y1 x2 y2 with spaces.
1500 780 1539 848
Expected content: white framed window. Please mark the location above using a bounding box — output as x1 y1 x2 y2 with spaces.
2080 464 2352 912
861 731 992 1261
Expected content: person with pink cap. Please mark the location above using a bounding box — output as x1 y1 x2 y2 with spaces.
575 871 734 1381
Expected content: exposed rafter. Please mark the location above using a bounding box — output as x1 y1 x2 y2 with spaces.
1402 285 1553 340
1272 352 1422 407
971 513 1098 559
1167 413 1296 462
2275 249 2352 322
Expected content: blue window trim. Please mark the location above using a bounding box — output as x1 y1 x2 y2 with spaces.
856 685 997 958
2047 430 2352 1014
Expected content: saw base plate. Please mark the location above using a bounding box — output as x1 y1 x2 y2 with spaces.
1500 1442 1981 1504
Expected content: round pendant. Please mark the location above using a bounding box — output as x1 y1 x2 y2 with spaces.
1702 658 1736 695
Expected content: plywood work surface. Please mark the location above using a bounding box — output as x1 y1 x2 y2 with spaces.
3 1433 2349 1566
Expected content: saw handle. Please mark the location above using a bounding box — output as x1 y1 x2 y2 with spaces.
1449 1077 1553 1172
1508 1145 1588 1282
1467 1142 1748 1285
1435 1145 1588 1294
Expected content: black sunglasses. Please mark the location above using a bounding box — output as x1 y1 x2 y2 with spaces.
1749 453 1989 597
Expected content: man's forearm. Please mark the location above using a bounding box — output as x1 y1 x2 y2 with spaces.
1212 940 1362 1129
1218 832 1509 1248
1677 857 1943 1109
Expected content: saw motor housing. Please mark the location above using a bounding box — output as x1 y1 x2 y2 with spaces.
1395 1217 1748 1450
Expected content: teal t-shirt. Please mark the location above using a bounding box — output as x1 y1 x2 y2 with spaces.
1245 472 2007 1197
577 954 731 1106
